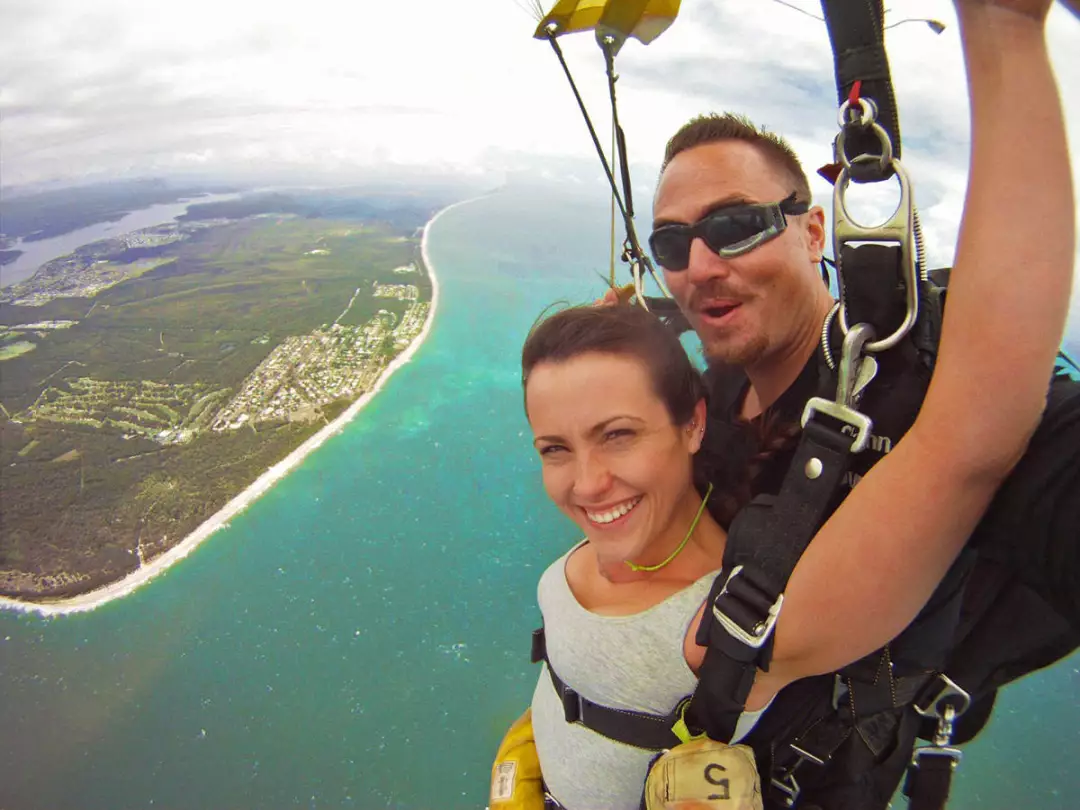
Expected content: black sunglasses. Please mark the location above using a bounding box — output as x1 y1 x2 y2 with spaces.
648 193 810 271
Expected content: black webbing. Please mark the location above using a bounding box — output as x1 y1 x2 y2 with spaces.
725 420 855 586
531 627 684 751
903 751 958 810
819 0 901 183
837 244 907 339
686 419 856 742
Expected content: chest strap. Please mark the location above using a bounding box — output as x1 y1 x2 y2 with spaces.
531 627 685 751
686 417 857 745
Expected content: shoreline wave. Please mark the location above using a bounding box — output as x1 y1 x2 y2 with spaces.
0 195 486 617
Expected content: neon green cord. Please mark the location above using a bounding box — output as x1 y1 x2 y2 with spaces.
626 482 714 572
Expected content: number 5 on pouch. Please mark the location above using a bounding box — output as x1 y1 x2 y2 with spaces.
644 738 764 810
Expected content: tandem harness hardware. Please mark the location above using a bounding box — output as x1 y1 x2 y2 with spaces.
684 22 967 807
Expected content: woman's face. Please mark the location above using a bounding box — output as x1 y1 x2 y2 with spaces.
525 351 704 568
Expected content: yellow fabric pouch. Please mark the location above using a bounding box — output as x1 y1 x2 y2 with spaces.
489 709 545 809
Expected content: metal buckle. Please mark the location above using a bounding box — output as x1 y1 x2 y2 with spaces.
801 397 873 453
911 745 963 769
802 322 877 453
770 772 801 808
914 674 971 720
916 674 970 748
711 565 784 649
833 158 919 354
831 93 920 355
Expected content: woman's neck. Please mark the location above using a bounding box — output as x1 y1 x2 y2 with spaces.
596 491 727 584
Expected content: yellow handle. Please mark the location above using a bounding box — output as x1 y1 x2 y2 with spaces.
490 709 545 809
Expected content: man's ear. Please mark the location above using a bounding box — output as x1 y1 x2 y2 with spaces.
806 204 827 264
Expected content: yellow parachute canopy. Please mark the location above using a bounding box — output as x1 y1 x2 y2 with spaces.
533 0 681 50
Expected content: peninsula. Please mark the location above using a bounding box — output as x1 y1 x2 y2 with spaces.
0 188 452 607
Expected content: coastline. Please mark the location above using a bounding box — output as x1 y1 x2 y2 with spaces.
0 195 483 617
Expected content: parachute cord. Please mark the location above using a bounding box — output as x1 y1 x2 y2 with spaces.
599 35 669 298
601 39 635 221
545 31 665 299
610 119 617 289
545 32 632 233
633 254 647 310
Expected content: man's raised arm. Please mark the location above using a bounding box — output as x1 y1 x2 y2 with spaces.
758 0 1077 686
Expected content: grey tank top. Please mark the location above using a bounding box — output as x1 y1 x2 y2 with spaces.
530 542 736 810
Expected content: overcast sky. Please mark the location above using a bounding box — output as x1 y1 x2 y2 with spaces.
2 0 1080 345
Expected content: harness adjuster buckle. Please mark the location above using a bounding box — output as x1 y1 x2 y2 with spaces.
801 397 873 453
711 565 784 649
769 771 801 808
911 745 963 769
914 673 971 720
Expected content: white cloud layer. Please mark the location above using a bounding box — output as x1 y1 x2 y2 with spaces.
2 0 1079 347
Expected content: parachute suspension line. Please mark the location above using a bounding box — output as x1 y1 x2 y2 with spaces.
544 29 652 307
543 30 632 238
609 117 617 288
543 28 664 308
600 37 635 222
597 34 669 305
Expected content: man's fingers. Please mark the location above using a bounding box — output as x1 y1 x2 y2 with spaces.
594 287 620 307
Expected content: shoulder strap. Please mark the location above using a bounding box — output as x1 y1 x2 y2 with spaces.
685 415 857 743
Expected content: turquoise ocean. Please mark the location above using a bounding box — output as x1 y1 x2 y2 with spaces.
1 187 1077 810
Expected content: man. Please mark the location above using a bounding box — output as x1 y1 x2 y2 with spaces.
640 1 1080 806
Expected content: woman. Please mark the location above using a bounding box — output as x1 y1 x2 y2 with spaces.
504 2 1075 808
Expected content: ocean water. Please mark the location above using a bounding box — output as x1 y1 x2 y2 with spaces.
0 187 1077 810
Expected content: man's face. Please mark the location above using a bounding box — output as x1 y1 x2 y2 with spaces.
652 140 827 369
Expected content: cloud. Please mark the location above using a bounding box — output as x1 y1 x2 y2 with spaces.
1 0 1079 342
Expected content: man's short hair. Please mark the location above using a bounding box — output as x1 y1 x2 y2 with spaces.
660 113 812 204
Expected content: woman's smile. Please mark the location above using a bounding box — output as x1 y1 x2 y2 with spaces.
582 495 644 527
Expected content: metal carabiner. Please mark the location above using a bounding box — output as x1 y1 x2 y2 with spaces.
833 155 919 354
801 323 877 453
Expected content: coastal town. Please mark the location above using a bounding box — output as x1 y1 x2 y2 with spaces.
0 219 221 307
10 277 430 445
211 288 429 432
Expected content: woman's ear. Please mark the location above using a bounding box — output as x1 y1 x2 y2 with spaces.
688 398 707 454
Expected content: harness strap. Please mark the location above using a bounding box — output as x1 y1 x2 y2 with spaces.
903 749 960 810
686 419 856 743
819 0 900 183
531 627 684 751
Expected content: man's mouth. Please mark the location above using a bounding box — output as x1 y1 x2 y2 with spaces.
584 496 643 526
699 301 741 322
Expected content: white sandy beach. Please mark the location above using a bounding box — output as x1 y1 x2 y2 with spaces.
0 196 484 617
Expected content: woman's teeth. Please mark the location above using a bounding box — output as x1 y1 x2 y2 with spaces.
586 497 642 524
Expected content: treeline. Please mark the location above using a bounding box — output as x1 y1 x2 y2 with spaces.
180 190 445 234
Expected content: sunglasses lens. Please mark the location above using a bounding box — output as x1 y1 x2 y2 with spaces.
703 210 770 255
650 230 690 271
649 204 784 270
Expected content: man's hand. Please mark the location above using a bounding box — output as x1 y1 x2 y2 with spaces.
593 283 636 307
956 0 1079 21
